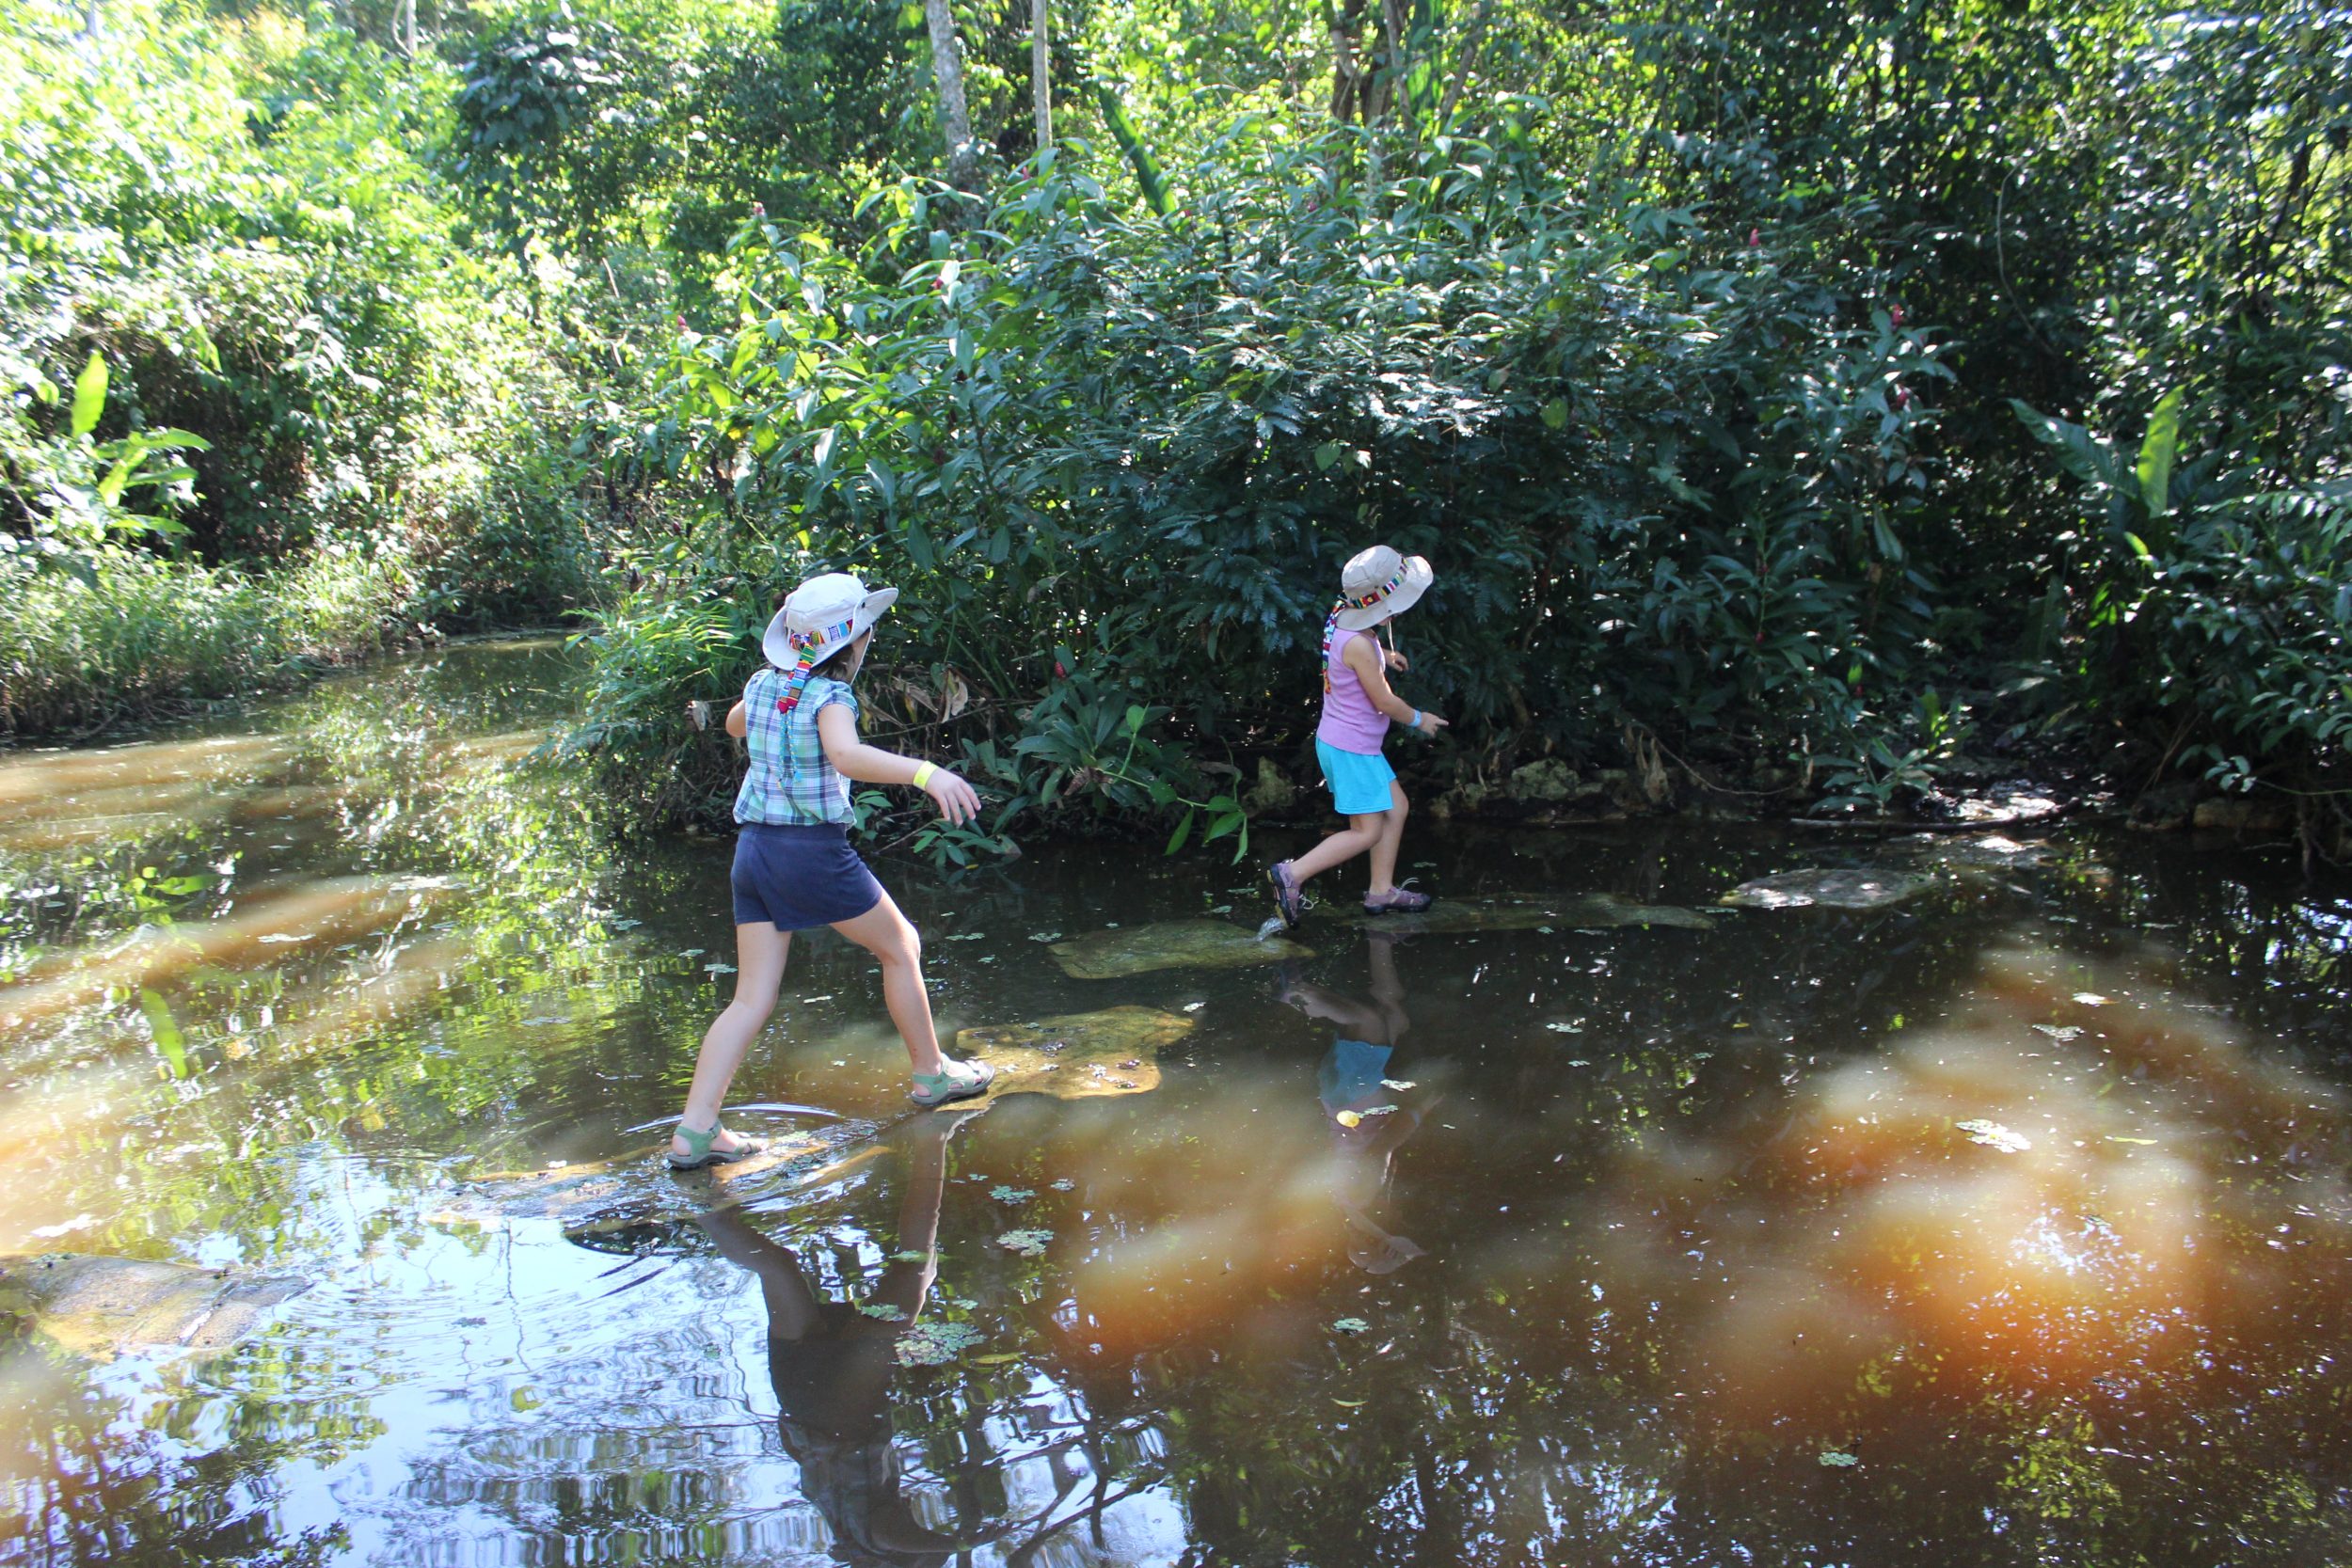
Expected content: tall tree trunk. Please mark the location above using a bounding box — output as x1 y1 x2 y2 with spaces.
398 0 418 57
1327 0 1368 121
1371 0 1407 129
922 0 978 187
1435 0 1491 125
1031 0 1052 161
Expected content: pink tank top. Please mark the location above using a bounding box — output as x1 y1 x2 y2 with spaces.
1317 626 1391 752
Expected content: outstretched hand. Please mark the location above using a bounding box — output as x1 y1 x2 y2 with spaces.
1414 711 1451 735
1383 648 1410 673
924 768 982 826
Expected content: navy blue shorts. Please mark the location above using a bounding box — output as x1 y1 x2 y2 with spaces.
730 822 884 930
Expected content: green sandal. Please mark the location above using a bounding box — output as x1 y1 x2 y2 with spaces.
910 1057 996 1109
667 1120 762 1171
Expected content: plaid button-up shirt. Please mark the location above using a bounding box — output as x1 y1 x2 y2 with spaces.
733 669 859 826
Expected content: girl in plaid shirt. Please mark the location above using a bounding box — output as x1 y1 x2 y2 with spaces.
669 573 995 1170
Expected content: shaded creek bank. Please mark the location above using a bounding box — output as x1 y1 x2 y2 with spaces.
3 639 2351 1567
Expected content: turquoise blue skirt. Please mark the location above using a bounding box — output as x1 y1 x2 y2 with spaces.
1315 737 1397 816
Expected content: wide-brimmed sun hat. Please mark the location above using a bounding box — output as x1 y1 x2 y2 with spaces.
1332 545 1434 630
762 571 898 672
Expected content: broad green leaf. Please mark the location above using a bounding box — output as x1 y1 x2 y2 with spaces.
71 352 108 438
2137 388 2184 519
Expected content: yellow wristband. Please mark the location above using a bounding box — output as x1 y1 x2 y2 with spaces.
912 762 937 790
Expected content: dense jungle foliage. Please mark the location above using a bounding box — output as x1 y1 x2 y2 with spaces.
2 0 2344 857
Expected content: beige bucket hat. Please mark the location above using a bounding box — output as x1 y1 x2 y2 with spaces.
762 571 898 672
1332 545 1434 630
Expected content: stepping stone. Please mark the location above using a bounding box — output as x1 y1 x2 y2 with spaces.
437 1119 877 1231
438 1008 1196 1238
1049 919 1310 979
1906 834 2052 872
1350 892 1714 934
1721 868 1935 911
0 1253 310 1360
955 1005 1197 1101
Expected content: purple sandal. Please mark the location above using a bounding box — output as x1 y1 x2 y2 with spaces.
1266 861 1306 928
1363 887 1432 914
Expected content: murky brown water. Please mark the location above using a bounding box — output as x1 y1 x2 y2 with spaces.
4 640 2351 1566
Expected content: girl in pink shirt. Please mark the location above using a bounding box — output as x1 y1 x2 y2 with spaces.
1266 546 1448 926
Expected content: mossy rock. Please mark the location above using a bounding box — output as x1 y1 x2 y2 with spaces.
0 1253 310 1359
1049 919 1309 979
956 1004 1196 1101
1721 868 1935 911
1349 892 1713 935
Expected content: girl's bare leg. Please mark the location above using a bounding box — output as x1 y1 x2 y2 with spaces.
1287 812 1388 885
674 923 792 1160
829 891 945 1076
1365 782 1410 896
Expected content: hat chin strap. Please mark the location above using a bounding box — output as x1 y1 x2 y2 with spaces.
773 615 859 771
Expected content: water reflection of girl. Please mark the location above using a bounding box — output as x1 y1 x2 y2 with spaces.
696 1113 993 1567
1278 932 1431 1275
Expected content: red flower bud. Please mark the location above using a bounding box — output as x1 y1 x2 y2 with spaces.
752 202 766 217
1748 228 1760 247
1053 660 1068 678
1890 304 1905 325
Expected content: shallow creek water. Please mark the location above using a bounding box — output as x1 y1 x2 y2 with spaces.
4 641 2352 1567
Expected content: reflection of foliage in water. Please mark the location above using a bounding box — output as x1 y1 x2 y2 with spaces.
0 641 697 1258
5 649 2352 1566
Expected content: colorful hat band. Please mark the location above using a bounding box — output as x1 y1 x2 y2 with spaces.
773 615 861 776
1321 569 1408 692
1340 568 1408 612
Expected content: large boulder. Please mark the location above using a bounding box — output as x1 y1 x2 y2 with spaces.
1506 759 1581 803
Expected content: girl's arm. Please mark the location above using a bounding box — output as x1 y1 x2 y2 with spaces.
724 701 748 738
1343 635 1449 732
816 703 982 824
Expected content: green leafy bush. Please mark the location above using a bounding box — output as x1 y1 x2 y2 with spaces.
0 0 605 734
574 124 1949 842
2012 393 2350 821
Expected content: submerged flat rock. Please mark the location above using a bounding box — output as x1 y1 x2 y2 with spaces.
1896 834 2055 881
1722 868 1935 911
1350 892 1713 935
0 1253 309 1360
1050 919 1310 979
437 1120 878 1231
439 1008 1195 1238
955 1005 1197 1101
